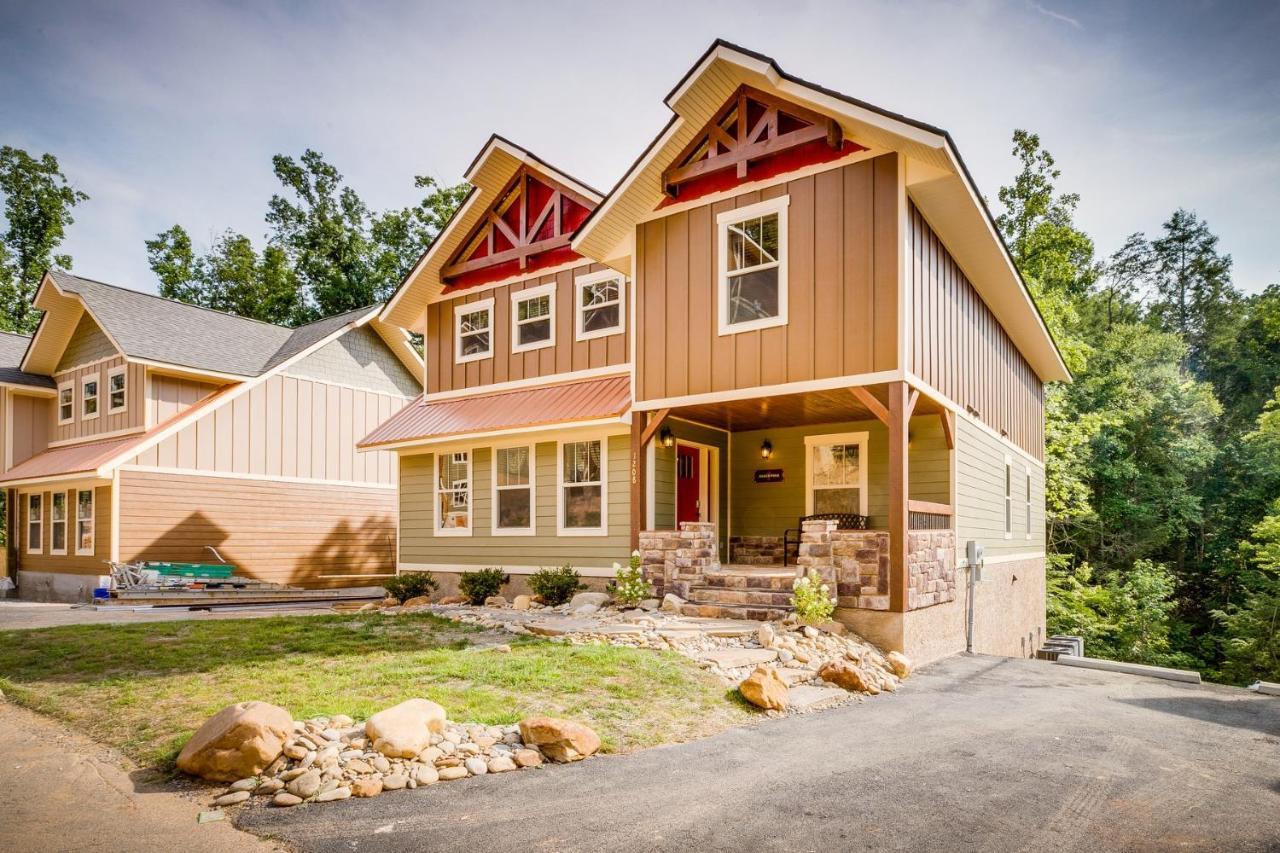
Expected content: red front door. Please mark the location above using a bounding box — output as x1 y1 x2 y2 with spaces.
676 445 701 523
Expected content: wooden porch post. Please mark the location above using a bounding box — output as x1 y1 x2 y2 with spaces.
630 415 645 552
888 382 911 612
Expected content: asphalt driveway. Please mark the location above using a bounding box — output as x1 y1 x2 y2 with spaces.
238 654 1280 852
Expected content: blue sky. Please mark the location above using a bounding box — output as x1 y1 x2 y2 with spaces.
2 0 1277 295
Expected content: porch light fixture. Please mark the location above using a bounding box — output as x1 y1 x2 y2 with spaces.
760 439 773 459
659 427 675 448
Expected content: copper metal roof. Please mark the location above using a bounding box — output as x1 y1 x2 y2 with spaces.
0 434 145 483
359 374 631 448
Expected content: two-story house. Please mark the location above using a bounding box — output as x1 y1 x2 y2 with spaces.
360 42 1069 665
1 271 420 602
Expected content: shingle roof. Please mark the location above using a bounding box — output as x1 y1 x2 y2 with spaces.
46 271 376 378
0 331 55 389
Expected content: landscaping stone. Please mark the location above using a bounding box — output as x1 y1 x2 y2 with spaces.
365 698 446 758
411 764 439 785
514 749 543 768
757 623 776 648
402 596 432 609
639 598 660 611
697 647 777 669
569 592 610 610
286 769 322 799
487 755 516 773
383 773 409 790
818 660 879 694
886 651 913 678
464 756 488 775
518 717 600 763
660 593 685 612
316 787 351 802
214 790 251 807
438 595 467 605
512 595 533 610
272 792 303 807
739 665 788 711
787 685 850 711
351 777 382 798
484 596 508 607
228 777 258 792
255 778 284 795
176 700 293 782
438 766 468 781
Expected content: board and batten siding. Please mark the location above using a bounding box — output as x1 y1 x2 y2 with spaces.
128 373 406 485
954 415 1045 558
2 391 50 472
117 469 396 587
149 373 221 426
399 434 631 571
635 154 900 403
285 325 420 398
17 484 111 575
727 415 950 539
425 261 628 396
52 357 146 443
56 313 118 372
908 201 1045 461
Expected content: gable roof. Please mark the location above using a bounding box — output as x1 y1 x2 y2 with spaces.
571 39 1070 384
0 332 56 390
380 135 604 331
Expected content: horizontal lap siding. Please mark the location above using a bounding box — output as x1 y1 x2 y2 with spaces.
636 155 899 403
117 470 395 587
955 416 1045 557
16 485 111 576
425 262 627 395
908 202 1044 461
399 434 631 569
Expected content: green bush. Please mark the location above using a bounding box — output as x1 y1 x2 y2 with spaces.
458 568 509 605
790 568 835 625
609 551 652 607
529 565 585 606
382 572 438 602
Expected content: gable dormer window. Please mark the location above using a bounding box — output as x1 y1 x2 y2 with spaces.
717 196 789 335
57 381 74 425
455 298 494 364
575 271 625 341
82 374 100 420
511 283 555 353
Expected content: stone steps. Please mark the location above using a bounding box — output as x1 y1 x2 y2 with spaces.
687 584 795 608
679 601 791 622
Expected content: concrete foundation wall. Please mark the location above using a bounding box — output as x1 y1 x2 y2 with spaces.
16 569 106 603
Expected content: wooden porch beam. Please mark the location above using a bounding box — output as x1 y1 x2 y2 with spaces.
939 408 955 450
908 500 953 516
888 381 910 613
850 385 890 426
905 386 920 420
630 416 645 552
639 407 672 447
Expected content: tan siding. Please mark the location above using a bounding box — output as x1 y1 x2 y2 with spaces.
16 484 111 576
149 372 220 427
908 201 1044 460
424 262 627 395
51 358 145 443
636 154 900 403
117 470 395 587
954 416 1045 558
399 434 631 568
285 325 420 397
56 313 118 372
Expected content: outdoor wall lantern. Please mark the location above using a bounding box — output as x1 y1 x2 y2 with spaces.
659 427 675 448
760 439 774 459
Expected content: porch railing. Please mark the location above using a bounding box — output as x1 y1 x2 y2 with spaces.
907 500 953 531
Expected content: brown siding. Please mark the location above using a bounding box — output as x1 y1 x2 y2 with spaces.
117 470 395 587
635 154 900 402
907 202 1044 460
16 484 111 576
52 358 146 443
424 261 627 395
9 392 51 469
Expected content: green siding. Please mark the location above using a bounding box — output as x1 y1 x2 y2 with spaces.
399 433 632 570
652 418 730 556
955 416 1045 557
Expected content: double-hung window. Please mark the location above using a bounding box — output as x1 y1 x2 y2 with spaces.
82 374 100 420
717 196 788 335
1004 456 1014 538
50 492 68 555
455 299 494 364
436 451 471 534
26 494 42 554
1025 469 1033 539
76 489 94 555
107 365 127 414
575 271 625 340
57 381 74 425
805 433 869 517
493 445 534 534
559 439 606 534
511 284 555 353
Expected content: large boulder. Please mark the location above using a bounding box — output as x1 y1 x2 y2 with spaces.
365 699 447 758
518 716 601 762
818 660 879 694
176 701 293 782
568 592 610 614
739 666 788 711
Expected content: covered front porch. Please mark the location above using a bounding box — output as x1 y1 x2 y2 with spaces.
630 380 957 621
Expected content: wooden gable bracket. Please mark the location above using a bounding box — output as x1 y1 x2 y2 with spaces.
939 408 955 450
639 408 673 447
850 386 890 426
442 166 596 280
662 85 843 197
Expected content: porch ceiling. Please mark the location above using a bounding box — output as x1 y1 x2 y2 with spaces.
666 385 941 432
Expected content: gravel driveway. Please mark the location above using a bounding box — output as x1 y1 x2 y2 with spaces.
237 654 1280 852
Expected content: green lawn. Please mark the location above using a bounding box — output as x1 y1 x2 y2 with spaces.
0 613 751 769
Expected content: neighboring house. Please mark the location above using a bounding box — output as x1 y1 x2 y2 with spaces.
0 270 420 602
362 41 1069 665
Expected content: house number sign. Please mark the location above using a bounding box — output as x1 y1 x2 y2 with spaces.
753 469 784 483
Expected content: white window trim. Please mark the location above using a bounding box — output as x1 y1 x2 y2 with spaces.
716 195 789 336
1004 454 1014 539
803 431 870 517
556 436 609 537
1025 466 1033 540
50 491 68 556
26 493 42 554
510 283 556 354
574 270 626 342
491 442 536 536
454 298 494 365
57 380 74 426
107 365 128 415
433 450 472 537
81 373 100 421
75 488 95 556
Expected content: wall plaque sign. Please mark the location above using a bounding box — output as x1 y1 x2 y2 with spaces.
753 469 784 483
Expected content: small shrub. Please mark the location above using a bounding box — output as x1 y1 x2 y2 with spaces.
458 568 509 605
609 550 652 608
382 571 438 602
791 568 835 625
529 565 585 606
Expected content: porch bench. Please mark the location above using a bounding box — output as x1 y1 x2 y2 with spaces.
783 512 870 567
